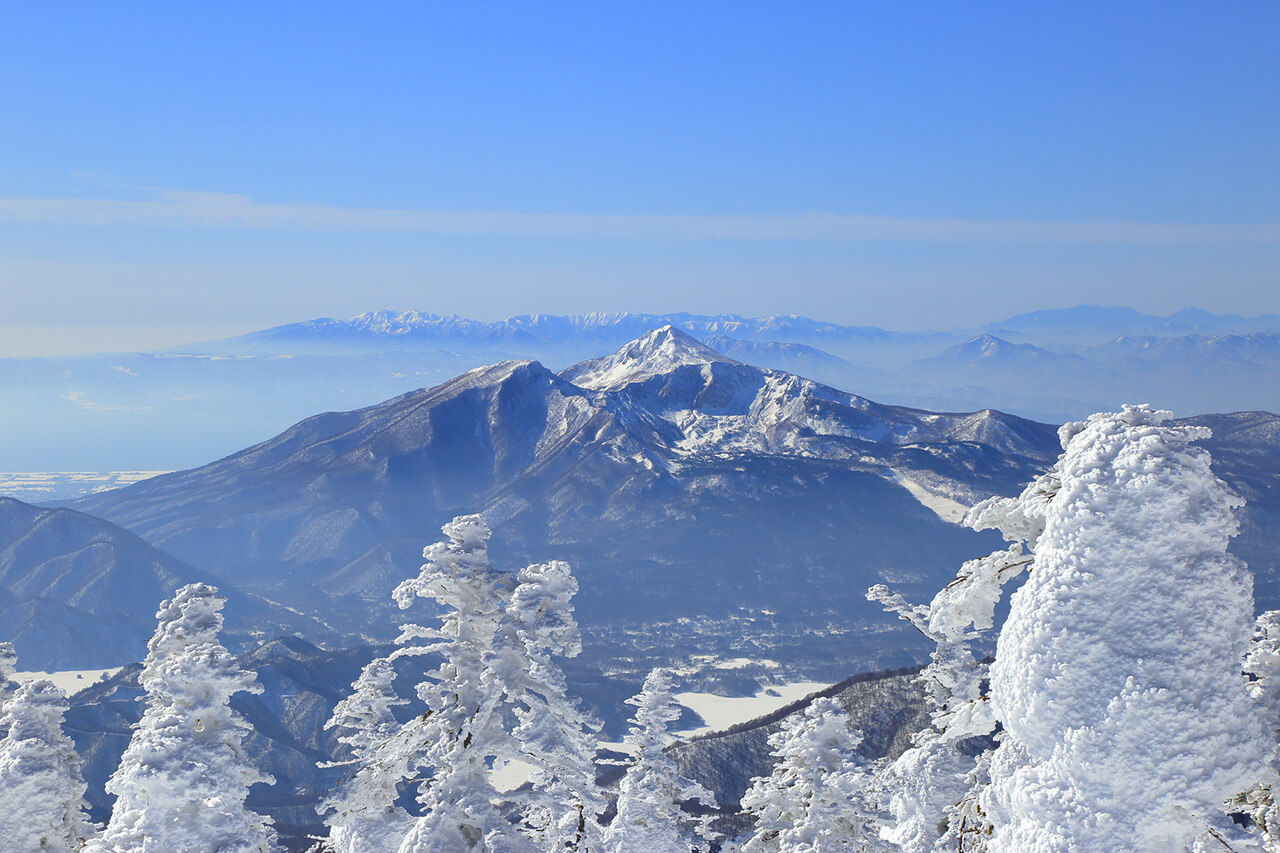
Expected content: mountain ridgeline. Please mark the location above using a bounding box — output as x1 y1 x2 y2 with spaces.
66 327 1058 674
61 326 1280 679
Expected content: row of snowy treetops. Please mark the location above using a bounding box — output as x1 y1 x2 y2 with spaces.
3 404 1280 852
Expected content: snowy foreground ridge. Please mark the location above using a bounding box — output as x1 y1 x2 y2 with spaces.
3 404 1280 851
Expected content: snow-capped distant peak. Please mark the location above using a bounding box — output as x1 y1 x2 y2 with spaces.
562 326 737 390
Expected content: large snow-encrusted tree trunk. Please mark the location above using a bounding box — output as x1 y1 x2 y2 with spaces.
967 405 1276 852
738 697 885 852
0 679 95 852
603 668 717 853
88 583 279 853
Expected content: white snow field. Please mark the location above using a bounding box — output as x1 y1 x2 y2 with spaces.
14 668 122 697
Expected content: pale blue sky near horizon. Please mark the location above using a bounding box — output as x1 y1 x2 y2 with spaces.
2 1 1278 355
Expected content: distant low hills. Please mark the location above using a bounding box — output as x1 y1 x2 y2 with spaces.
0 497 333 668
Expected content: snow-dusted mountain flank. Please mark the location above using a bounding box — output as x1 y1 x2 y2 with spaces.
0 498 331 668
71 327 1061 675
55 326 1280 681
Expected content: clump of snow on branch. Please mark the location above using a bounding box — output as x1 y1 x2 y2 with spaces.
88 582 279 853
0 678 96 851
737 696 886 852
604 668 718 852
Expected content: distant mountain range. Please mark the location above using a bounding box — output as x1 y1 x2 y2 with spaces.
194 310 946 357
3 306 1279 472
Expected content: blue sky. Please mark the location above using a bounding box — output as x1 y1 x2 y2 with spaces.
2 1 1278 354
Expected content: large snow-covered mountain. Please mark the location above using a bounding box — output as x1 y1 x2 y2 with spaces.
57 326 1280 674
74 327 1061 672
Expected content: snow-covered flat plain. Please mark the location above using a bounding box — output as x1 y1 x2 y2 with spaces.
672 680 831 737
0 471 168 502
14 667 123 697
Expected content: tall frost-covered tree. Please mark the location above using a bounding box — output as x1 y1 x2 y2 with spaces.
0 679 95 852
324 515 603 853
1239 610 1280 850
961 405 1276 852
502 559 605 851
603 668 717 853
88 583 279 853
738 697 885 853
318 657 414 853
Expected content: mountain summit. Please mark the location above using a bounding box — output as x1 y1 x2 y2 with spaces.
561 325 736 391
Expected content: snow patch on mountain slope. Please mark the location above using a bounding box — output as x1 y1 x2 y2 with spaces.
887 473 970 523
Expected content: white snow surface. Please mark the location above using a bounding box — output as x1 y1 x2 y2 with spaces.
14 668 122 698
980 406 1275 852
673 681 831 737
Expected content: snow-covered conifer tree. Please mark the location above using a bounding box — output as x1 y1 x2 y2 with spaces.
390 514 531 853
338 515 602 853
865 544 1028 852
318 657 414 853
965 405 1276 852
502 560 605 850
1233 610 1280 850
89 583 279 853
738 697 885 852
603 668 717 853
0 679 95 852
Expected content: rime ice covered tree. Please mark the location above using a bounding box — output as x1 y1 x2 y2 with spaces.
972 406 1276 852
603 668 717 853
391 514 532 853
866 545 1028 852
502 560 605 850
0 679 95 852
89 583 279 853
318 657 414 853
326 515 604 853
868 404 1280 852
738 697 885 853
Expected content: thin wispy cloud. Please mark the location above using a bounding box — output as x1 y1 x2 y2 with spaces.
2 188 1278 245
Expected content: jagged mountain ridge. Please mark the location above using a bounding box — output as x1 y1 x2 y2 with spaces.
195 310 951 358
0 497 333 669
74 327 1063 670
